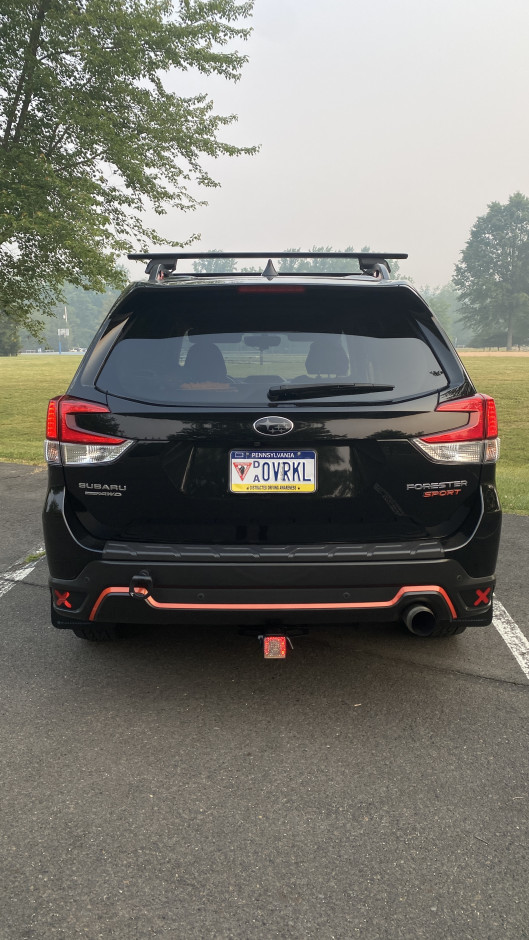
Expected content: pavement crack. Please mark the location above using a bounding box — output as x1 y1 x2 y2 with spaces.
15 579 48 590
0 576 47 591
348 646 529 688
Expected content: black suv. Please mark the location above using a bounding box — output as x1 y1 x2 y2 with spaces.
43 252 501 648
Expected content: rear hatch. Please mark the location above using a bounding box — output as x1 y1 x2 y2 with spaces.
63 282 481 545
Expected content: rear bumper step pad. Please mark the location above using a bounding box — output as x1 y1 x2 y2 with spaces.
103 540 444 563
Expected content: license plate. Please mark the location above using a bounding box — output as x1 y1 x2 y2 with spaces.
229 450 316 493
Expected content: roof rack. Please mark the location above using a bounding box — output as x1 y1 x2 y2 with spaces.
127 251 408 282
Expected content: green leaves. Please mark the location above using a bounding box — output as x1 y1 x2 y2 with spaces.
453 193 529 349
0 0 256 334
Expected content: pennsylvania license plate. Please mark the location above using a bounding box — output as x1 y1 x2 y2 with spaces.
229 450 316 493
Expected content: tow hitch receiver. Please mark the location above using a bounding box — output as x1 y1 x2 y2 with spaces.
262 634 291 659
129 570 153 599
239 627 307 658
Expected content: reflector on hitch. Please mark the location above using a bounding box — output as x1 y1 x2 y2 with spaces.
263 635 288 659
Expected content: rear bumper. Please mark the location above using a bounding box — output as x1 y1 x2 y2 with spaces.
44 483 500 630
48 554 495 628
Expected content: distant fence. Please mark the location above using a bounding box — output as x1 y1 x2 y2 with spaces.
21 349 86 355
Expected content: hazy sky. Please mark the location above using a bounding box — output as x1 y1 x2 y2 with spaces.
137 0 529 288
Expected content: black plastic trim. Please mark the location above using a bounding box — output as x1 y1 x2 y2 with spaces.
103 540 444 563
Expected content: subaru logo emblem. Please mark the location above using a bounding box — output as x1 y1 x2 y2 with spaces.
253 416 294 436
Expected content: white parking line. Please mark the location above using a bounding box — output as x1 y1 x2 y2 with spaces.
0 546 46 600
494 599 529 681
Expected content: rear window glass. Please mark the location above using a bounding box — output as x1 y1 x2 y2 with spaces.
95 287 448 405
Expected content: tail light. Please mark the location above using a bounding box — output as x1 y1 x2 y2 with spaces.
412 394 500 464
45 396 134 465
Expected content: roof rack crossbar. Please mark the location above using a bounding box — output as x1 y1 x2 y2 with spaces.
168 271 388 279
129 251 407 261
128 252 408 281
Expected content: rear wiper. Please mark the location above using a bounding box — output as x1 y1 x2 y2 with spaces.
267 382 395 402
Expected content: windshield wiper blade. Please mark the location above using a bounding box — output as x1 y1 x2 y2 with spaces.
267 383 395 401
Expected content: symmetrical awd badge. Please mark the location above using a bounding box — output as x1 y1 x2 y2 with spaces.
253 416 294 436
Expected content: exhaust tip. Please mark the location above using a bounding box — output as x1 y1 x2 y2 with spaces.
403 604 437 637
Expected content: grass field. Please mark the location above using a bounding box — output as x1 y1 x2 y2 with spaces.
460 354 529 514
0 355 83 464
1 353 528 513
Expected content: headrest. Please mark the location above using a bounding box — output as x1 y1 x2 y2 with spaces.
184 341 227 380
305 337 349 376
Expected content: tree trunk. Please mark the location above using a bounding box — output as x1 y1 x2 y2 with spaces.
506 308 513 351
2 0 50 148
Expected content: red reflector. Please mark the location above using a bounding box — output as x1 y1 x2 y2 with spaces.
54 589 72 609
474 587 491 607
420 394 498 444
238 286 305 293
49 396 126 444
46 397 60 440
485 395 498 438
263 635 287 659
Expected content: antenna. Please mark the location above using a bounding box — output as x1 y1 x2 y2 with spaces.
262 259 278 280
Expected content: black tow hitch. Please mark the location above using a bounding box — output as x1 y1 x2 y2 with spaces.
129 569 153 599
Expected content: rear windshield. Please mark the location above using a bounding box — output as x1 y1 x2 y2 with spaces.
96 286 449 405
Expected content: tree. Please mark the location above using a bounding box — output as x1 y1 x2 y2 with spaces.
20 282 120 350
0 310 20 355
467 327 529 349
277 246 356 274
277 247 407 279
0 0 256 336
453 192 529 350
60 283 119 349
193 251 238 274
193 248 365 276
192 247 409 278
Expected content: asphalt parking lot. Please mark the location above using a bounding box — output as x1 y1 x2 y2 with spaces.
1 463 528 940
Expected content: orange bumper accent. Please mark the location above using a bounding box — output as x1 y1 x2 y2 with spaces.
89 584 457 622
